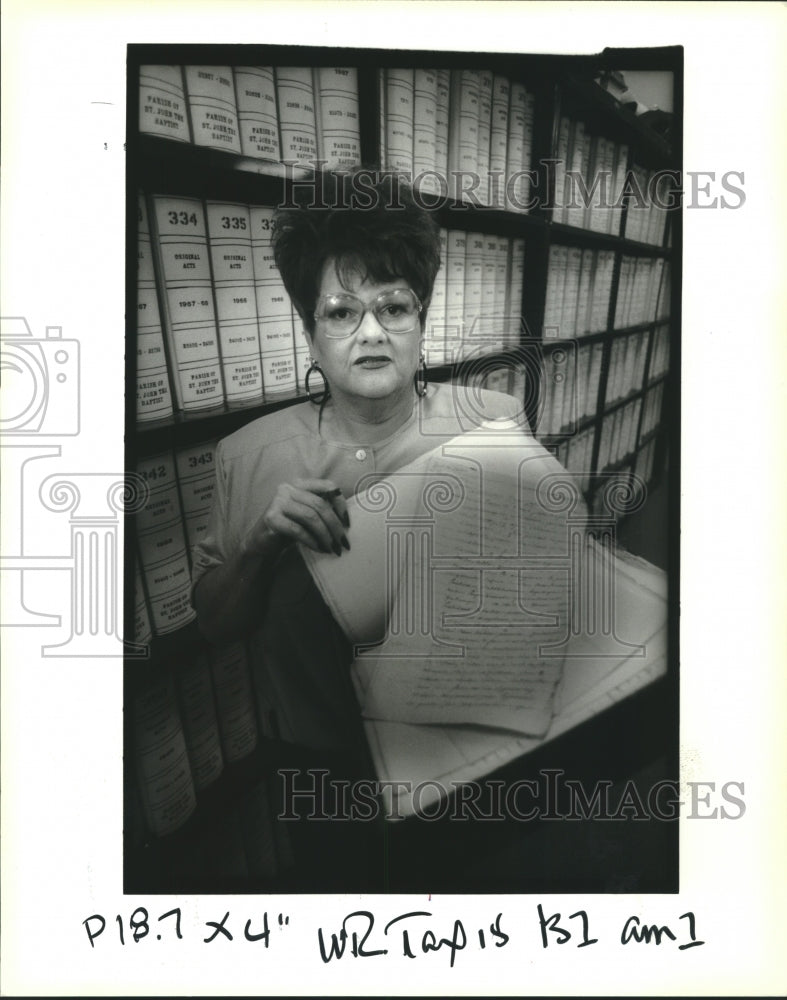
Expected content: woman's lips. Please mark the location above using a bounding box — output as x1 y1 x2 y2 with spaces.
355 356 391 369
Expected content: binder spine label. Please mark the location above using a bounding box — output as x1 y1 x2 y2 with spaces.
151 195 225 410
139 65 191 143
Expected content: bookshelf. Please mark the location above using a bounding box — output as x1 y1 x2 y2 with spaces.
125 44 680 893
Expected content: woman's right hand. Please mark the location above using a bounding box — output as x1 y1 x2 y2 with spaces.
242 478 351 558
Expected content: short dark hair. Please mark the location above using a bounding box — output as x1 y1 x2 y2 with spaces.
272 170 441 338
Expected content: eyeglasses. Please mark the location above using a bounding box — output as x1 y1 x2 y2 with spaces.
314 288 422 339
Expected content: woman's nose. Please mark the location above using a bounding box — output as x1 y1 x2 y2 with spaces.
356 307 386 341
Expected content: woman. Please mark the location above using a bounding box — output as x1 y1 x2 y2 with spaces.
191 173 523 756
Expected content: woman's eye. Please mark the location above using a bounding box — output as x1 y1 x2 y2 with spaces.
328 307 356 322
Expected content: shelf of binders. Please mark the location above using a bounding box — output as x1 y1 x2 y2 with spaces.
132 138 550 242
126 710 378 894
132 389 308 459
593 375 668 489
552 69 677 209
560 69 675 165
549 220 673 255
562 411 665 506
545 71 677 348
124 650 307 893
595 424 664 484
127 618 384 888
125 733 283 895
125 625 377 890
540 315 670 497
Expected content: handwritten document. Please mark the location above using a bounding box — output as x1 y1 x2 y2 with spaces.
364 542 668 819
302 422 574 736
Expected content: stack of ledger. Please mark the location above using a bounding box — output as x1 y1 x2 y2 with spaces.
301 420 667 818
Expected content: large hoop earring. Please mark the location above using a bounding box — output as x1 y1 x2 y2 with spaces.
305 359 328 405
415 354 428 397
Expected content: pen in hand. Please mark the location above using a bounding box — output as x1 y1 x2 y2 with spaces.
316 486 351 546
